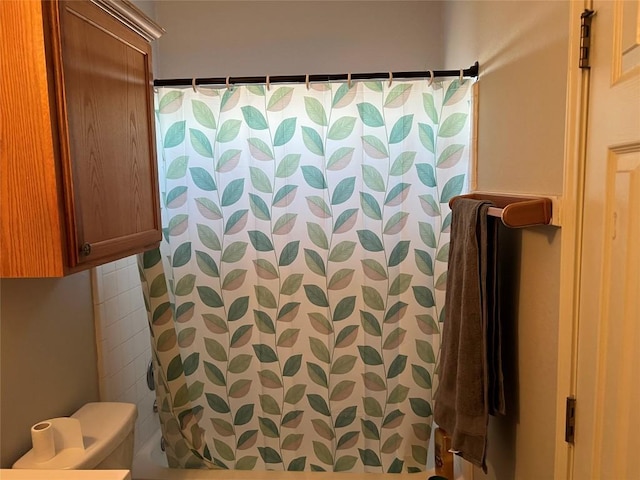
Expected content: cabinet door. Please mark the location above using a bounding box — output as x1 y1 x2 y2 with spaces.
55 0 161 268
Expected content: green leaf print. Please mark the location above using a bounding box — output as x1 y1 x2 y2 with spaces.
221 178 244 206
307 222 329 250
253 344 278 363
384 84 412 108
158 90 183 113
216 149 242 173
216 119 242 142
302 127 325 155
248 230 274 252
249 194 271 221
389 114 413 144
412 286 435 308
282 355 303 377
389 151 416 176
225 210 249 235
192 99 216 129
190 167 217 191
328 241 356 262
301 166 327 189
328 116 356 140
196 251 220 277
437 144 465 168
422 93 438 124
359 448 382 467
333 209 358 234
327 147 355 171
332 82 356 108
273 185 298 207
418 123 435 153
388 240 410 267
331 177 355 205
358 345 384 366
305 97 329 126
241 105 269 130
440 174 465 203
304 285 329 307
357 102 384 127
362 286 385 311
361 165 386 192
276 153 301 177
360 192 382 220
172 242 192 267
273 118 297 146
266 87 294 111
333 296 356 321
357 230 384 252
255 285 277 309
247 137 274 161
362 135 389 159
249 167 273 193
416 163 437 187
166 155 189 179
164 120 186 148
279 241 300 266
438 113 468 138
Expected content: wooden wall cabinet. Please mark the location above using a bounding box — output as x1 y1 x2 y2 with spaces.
0 0 164 277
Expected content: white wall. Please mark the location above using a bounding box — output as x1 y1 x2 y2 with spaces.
0 273 99 468
443 1 569 478
154 1 445 79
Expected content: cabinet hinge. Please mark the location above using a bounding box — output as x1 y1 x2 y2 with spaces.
580 9 595 69
565 397 576 444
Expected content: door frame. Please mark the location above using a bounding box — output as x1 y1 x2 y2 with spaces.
554 0 593 478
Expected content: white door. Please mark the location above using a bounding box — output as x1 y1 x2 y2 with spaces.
573 0 640 479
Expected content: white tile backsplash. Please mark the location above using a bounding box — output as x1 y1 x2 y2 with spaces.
91 256 157 453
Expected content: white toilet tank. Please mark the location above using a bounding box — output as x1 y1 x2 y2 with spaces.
13 402 138 470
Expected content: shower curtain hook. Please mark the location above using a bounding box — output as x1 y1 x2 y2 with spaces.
266 75 270 91
428 70 434 87
459 69 464 83
388 71 393 87
305 74 310 90
192 78 198 93
225 76 231 90
347 72 352 89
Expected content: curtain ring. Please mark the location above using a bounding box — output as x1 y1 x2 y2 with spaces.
428 70 434 87
306 74 310 90
388 71 393 87
225 76 231 90
192 78 198 93
459 69 464 83
347 72 352 89
266 75 270 91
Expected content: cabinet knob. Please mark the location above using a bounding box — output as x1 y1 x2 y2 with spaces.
81 243 92 256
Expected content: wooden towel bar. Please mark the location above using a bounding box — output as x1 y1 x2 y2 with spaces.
449 193 553 228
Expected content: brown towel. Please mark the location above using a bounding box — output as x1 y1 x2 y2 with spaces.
434 197 501 472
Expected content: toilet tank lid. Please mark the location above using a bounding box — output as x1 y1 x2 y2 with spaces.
71 402 137 449
12 402 138 470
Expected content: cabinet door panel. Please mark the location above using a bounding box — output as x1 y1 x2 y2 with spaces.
59 0 160 267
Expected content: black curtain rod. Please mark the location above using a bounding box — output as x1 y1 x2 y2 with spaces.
153 61 479 88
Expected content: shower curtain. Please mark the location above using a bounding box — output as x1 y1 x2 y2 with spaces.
140 77 473 473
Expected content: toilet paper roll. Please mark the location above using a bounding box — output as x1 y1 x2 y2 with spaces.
31 421 55 462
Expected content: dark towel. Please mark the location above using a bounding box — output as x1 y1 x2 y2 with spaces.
434 198 502 472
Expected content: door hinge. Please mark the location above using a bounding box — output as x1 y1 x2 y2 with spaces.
580 9 595 69
565 397 576 444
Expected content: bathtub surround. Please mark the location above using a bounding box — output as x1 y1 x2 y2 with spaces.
141 78 473 473
91 256 158 453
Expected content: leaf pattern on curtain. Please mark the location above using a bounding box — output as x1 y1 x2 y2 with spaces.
140 78 472 473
